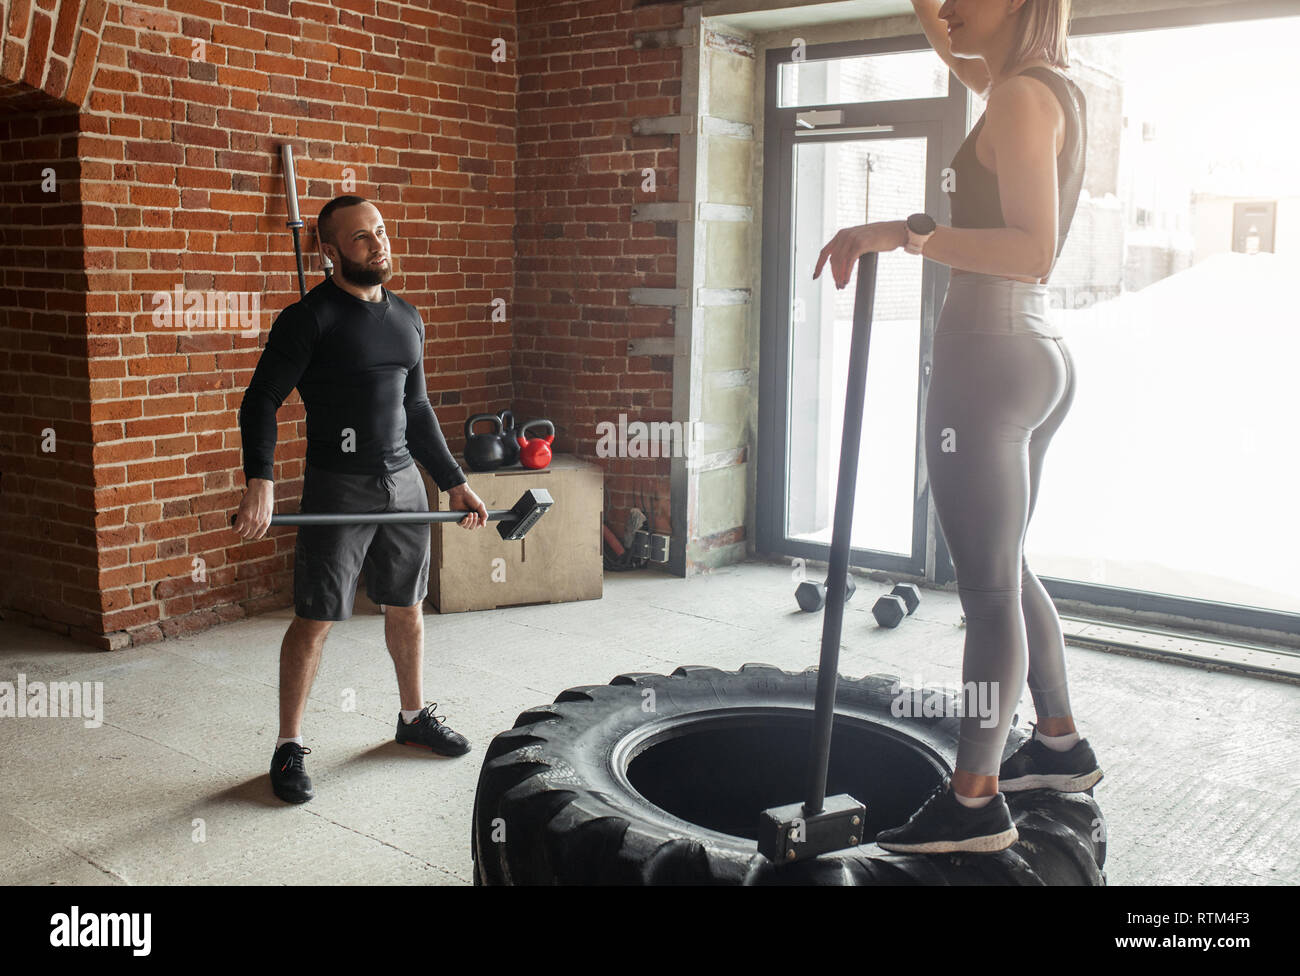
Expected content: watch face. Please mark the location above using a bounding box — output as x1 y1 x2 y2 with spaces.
908 213 936 235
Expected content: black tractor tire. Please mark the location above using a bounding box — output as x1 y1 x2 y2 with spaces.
471 664 1106 885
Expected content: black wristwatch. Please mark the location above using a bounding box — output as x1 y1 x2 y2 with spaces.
905 212 937 254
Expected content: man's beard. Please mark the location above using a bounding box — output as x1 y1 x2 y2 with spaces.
336 251 394 287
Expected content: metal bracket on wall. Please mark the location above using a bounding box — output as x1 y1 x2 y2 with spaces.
631 202 692 222
628 338 676 357
629 287 689 307
632 116 695 137
631 201 752 224
631 28 697 50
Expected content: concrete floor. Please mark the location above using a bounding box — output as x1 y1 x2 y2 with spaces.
1 561 1296 886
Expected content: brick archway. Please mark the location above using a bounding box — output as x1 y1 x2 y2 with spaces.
2 0 109 107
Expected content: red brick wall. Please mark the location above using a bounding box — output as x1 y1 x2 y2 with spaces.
2 0 688 649
0 104 99 642
513 0 684 539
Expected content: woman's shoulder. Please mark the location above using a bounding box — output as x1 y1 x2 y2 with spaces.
1013 64 1085 105
986 62 1085 129
985 69 1065 123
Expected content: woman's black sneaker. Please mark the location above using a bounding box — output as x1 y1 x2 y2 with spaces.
270 743 314 804
395 703 471 756
998 723 1104 792
874 776 1019 854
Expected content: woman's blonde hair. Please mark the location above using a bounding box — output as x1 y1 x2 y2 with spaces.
1004 0 1072 73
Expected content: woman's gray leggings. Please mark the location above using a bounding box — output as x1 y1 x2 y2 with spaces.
923 272 1077 777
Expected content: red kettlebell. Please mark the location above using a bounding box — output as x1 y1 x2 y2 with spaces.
517 419 555 470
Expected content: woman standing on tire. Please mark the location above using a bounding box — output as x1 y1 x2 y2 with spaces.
813 0 1104 854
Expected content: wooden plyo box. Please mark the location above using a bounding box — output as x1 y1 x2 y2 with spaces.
425 454 603 613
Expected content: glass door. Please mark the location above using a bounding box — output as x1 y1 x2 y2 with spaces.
785 131 931 565
758 40 963 578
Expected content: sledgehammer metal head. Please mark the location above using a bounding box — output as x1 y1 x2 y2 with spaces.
757 794 868 863
495 488 553 540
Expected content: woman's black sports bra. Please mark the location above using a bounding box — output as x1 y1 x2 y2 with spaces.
947 65 1087 264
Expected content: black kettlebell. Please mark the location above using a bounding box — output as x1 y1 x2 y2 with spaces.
498 409 521 467
464 414 506 472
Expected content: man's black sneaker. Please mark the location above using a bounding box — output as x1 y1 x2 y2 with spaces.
874 776 1018 854
395 703 471 757
270 743 314 804
998 723 1104 792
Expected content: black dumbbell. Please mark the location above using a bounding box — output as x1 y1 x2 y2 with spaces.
872 583 922 628
795 574 857 612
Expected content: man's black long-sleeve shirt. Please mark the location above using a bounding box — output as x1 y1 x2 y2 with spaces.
239 276 468 492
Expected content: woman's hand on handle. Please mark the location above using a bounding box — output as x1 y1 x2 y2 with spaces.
813 221 907 290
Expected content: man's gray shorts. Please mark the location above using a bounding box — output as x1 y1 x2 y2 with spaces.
294 462 430 621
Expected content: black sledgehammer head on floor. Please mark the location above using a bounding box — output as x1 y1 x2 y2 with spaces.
757 794 869 863
229 488 554 541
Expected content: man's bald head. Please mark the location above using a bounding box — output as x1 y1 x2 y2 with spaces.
316 196 393 290
317 195 372 255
